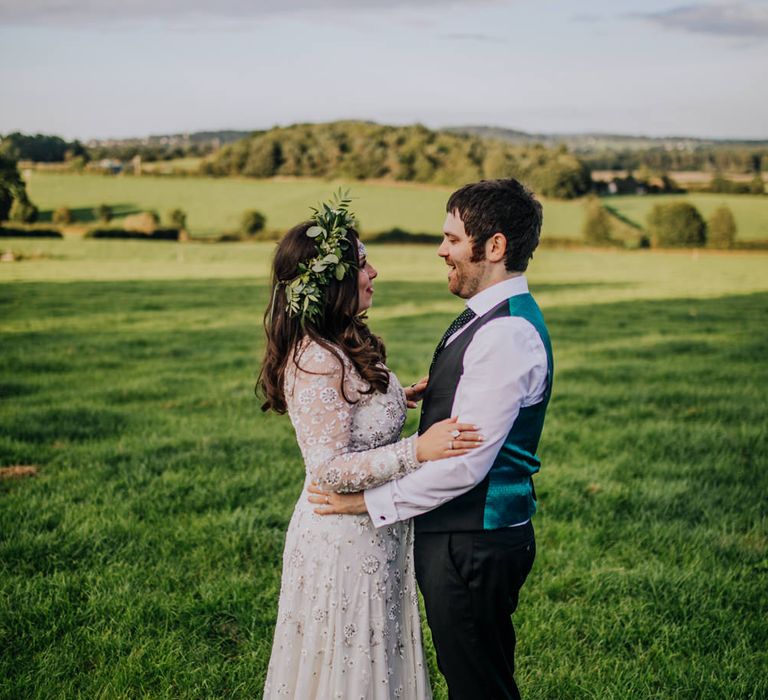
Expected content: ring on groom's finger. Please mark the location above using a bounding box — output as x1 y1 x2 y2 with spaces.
450 429 461 438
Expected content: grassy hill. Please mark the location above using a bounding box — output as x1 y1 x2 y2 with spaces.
199 121 591 198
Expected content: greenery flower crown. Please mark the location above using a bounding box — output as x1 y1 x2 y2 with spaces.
284 189 359 323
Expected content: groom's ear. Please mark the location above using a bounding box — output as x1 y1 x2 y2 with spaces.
485 232 507 263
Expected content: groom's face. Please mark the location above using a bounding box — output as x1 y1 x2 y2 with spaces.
439 211 484 299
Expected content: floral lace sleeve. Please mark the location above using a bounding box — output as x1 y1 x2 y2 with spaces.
285 340 421 493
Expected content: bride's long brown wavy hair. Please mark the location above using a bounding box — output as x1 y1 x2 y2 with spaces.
257 221 389 414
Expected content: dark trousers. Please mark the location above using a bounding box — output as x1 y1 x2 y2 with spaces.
414 522 535 700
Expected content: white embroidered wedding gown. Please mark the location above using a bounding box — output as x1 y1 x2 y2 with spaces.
263 340 432 700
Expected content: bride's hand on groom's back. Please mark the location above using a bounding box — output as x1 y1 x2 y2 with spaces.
416 416 484 462
404 376 429 408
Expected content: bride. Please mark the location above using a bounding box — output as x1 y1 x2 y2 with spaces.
258 194 483 699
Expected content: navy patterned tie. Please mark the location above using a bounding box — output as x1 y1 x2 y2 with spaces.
430 307 477 372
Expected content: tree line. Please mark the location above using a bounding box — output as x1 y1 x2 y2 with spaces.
582 197 742 250
200 121 592 199
0 132 214 165
583 146 768 174
0 133 88 163
4 126 767 182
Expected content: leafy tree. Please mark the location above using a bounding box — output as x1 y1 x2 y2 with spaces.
68 155 87 172
527 155 592 199
749 174 765 195
410 153 436 182
95 204 113 223
53 207 73 225
483 147 518 179
0 132 86 162
0 155 29 221
707 206 737 249
582 197 614 246
241 210 266 236
0 188 10 221
659 173 683 193
242 139 282 178
646 202 706 248
709 173 749 194
10 199 39 224
357 138 389 179
168 208 187 230
709 173 730 193
394 152 415 181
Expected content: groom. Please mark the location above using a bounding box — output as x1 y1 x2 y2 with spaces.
312 178 552 700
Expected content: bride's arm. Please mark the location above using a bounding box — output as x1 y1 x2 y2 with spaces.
287 342 422 493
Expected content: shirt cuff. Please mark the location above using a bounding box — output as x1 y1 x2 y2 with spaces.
364 480 399 528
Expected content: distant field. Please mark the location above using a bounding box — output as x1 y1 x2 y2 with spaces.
24 172 586 240
605 193 768 240
24 173 768 245
141 157 204 174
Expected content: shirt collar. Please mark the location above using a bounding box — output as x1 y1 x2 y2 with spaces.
466 275 529 317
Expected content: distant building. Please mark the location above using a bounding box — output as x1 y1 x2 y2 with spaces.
88 159 123 174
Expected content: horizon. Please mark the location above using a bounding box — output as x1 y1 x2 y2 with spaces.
5 120 768 146
2 0 767 141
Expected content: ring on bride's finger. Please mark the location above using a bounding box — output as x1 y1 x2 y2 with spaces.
450 440 454 451
450 429 460 438
325 495 330 504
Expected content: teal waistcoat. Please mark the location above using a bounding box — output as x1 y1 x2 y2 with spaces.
415 293 553 533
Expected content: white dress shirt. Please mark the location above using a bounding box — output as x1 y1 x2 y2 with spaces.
364 275 549 528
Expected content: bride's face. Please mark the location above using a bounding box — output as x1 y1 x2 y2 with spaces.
357 242 377 312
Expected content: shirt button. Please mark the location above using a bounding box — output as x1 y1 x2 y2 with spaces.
380 516 386 520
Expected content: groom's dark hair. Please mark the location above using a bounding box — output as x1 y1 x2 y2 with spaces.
446 178 543 272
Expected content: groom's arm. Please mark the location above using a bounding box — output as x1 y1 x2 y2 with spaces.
364 317 548 527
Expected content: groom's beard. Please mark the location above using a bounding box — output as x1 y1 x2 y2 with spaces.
448 262 484 299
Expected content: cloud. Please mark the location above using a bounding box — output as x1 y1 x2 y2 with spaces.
632 2 768 39
0 0 505 26
570 13 602 23
440 32 506 43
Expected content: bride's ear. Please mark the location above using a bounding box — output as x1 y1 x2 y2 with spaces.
485 232 507 263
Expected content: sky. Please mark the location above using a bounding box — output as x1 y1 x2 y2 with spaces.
1 0 767 140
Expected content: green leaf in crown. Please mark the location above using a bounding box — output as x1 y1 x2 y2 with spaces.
285 189 358 324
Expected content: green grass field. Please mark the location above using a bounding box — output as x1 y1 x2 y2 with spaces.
24 172 586 239
605 193 768 241
23 173 768 245
2 240 767 698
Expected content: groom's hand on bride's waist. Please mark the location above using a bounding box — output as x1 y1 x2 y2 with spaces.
308 482 367 515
